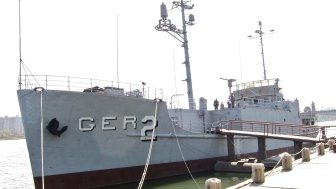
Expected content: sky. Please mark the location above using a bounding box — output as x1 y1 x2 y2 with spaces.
1 0 336 116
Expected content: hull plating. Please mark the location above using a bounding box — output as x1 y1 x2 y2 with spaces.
18 90 295 188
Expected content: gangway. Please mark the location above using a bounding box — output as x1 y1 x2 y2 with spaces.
217 120 325 161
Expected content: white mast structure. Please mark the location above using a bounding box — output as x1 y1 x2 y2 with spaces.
248 21 275 80
155 1 196 110
18 0 22 89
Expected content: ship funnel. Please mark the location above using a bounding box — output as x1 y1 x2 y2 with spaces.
160 3 168 19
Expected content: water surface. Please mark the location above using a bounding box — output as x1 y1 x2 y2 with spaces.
0 139 250 189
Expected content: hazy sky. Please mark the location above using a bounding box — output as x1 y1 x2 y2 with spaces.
1 0 336 116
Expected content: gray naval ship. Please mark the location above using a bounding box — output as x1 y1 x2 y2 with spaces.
17 1 318 189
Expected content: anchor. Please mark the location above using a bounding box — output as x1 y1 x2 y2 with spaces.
46 118 68 137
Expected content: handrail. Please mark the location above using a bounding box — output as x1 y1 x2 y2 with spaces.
20 74 163 100
235 78 277 91
217 120 320 138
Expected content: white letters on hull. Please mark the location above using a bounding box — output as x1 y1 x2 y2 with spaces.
79 117 96 131
79 115 157 141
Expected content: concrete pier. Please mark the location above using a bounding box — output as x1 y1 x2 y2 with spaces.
228 149 336 188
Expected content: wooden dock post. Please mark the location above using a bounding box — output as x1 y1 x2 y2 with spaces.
294 141 303 160
317 143 325 155
227 134 235 161
251 163 265 183
302 147 310 162
282 152 293 170
257 137 266 160
205 178 222 189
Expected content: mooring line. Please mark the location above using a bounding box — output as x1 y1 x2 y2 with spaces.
171 113 201 189
40 90 45 189
137 100 159 189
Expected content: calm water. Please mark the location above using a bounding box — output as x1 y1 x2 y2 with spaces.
0 139 35 189
105 172 249 189
0 139 249 189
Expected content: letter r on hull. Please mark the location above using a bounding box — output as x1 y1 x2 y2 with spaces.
123 116 137 130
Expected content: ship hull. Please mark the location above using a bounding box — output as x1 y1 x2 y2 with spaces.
33 157 222 189
18 89 297 189
33 146 294 189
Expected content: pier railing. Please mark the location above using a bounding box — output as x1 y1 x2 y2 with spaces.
217 120 320 138
20 74 163 100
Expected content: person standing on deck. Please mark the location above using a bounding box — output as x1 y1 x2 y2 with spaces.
220 102 224 110
213 98 219 110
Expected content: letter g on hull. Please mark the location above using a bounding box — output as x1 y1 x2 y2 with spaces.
79 117 96 131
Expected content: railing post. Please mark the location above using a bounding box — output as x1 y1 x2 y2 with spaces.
45 75 48 90
266 124 269 135
68 76 70 91
147 86 150 99
90 78 92 92
263 124 266 135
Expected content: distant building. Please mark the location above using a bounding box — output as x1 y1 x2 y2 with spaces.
0 116 24 138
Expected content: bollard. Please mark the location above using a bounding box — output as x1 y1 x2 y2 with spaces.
205 178 221 189
333 144 336 153
302 147 310 162
328 139 335 151
252 163 265 183
317 143 325 156
282 152 292 170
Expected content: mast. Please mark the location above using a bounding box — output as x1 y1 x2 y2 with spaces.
155 1 196 110
248 21 275 80
258 21 266 80
116 14 120 88
18 0 22 89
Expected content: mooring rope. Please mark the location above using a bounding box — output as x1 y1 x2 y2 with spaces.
264 154 283 177
266 145 318 177
170 115 201 189
265 148 305 177
40 90 45 189
137 100 159 189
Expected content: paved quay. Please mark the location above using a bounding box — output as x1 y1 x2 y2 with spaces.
228 148 336 189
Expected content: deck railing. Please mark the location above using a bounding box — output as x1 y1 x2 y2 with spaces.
216 120 320 138
20 74 163 100
235 78 278 91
